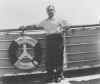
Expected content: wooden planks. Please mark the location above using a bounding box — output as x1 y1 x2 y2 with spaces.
64 26 100 69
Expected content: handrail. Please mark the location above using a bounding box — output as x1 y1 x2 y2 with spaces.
0 24 100 32
69 24 100 28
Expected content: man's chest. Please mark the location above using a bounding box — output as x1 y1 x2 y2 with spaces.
43 19 60 28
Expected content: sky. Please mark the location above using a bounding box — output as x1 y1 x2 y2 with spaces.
0 0 100 29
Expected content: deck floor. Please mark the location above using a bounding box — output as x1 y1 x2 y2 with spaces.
2 67 100 84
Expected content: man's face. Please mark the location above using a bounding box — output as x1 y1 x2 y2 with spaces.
47 8 55 18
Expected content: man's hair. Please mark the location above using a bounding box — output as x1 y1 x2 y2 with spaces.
46 5 55 11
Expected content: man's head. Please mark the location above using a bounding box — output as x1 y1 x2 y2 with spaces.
46 5 55 18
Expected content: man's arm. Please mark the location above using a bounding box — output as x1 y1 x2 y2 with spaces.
57 19 71 32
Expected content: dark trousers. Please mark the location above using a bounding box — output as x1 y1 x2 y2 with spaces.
45 33 64 81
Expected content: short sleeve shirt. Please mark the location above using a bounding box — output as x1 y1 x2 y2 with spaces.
39 17 68 33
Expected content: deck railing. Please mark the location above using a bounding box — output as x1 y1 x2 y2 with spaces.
0 24 100 76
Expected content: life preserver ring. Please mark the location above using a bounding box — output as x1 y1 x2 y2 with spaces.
8 36 42 70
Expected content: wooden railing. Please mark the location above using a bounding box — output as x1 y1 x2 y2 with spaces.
0 24 100 76
64 24 100 70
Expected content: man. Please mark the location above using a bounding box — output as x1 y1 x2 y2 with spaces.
39 5 68 33
39 5 70 83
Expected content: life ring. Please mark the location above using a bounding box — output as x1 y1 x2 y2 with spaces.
8 36 42 70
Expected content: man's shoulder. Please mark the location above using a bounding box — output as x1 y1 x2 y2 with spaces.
39 18 48 26
40 18 48 23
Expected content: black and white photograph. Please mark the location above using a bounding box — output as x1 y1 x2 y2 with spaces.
0 0 100 84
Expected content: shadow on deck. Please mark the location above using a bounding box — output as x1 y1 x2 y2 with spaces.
2 67 100 84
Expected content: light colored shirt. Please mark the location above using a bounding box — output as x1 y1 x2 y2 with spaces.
39 17 69 33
